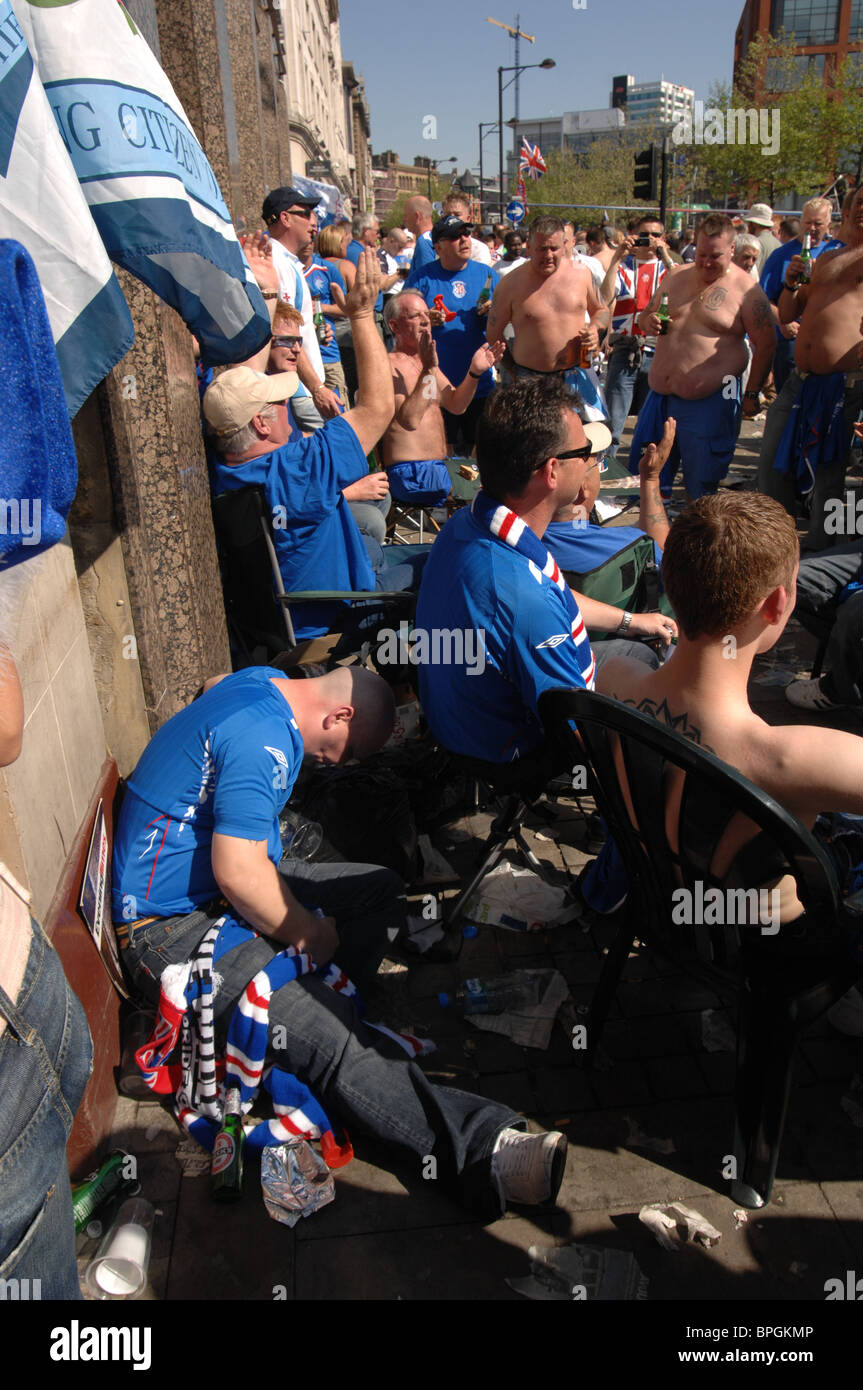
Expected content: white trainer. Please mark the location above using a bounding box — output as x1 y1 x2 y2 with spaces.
491 1127 567 1207
827 985 863 1037
784 677 844 713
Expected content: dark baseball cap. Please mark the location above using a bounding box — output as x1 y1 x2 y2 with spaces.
262 185 320 223
431 214 474 244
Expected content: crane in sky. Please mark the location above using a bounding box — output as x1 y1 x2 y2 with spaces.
486 15 534 122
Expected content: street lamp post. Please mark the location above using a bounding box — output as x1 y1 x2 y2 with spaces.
427 155 457 200
497 58 554 222
478 121 498 224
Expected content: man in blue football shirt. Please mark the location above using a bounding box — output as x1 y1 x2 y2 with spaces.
113 664 569 1215
205 252 426 641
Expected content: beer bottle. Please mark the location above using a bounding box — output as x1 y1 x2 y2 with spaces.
477 272 494 309
798 233 812 284
657 291 670 335
211 1088 244 1202
312 297 328 345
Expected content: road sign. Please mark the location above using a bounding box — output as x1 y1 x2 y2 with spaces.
506 199 525 225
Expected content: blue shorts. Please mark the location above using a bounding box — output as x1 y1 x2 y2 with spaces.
386 460 452 508
629 381 741 498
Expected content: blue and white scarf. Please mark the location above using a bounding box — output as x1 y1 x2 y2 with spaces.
471 490 596 689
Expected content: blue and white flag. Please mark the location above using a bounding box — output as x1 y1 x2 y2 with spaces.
291 174 348 229
17 0 270 366
0 0 134 418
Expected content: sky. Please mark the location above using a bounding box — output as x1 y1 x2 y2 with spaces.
338 0 744 179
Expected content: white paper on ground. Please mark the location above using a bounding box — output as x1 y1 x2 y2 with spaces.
465 862 575 932
417 834 458 883
468 969 569 1050
638 1201 722 1252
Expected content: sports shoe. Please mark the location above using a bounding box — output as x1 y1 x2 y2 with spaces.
491 1127 567 1207
827 985 863 1037
784 677 845 713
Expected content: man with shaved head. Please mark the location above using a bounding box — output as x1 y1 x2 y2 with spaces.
113 664 570 1220
403 194 436 277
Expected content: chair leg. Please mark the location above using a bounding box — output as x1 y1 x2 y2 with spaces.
584 901 637 1063
729 979 799 1209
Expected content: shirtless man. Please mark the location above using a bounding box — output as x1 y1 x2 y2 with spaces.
486 215 611 422
380 291 503 505
597 491 863 957
757 185 863 552
630 212 776 499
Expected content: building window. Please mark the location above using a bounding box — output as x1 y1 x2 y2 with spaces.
766 50 827 86
769 0 839 45
851 0 863 38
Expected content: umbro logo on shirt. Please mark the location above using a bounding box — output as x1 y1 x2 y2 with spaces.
265 745 289 767
536 634 570 650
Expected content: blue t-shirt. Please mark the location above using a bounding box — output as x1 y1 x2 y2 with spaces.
405 230 435 280
212 415 374 639
415 505 594 762
112 668 304 919
303 255 346 365
346 238 383 313
760 237 843 339
405 259 499 398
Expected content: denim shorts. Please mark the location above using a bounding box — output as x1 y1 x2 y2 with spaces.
0 919 93 1299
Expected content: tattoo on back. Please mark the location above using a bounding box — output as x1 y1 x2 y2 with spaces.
624 696 717 754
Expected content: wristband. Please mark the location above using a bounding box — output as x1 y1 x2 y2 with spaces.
469 370 484 379
618 610 633 634
261 289 278 299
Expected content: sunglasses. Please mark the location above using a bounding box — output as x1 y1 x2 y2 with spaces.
272 335 302 349
553 444 595 462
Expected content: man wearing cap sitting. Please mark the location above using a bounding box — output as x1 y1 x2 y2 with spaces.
402 214 500 456
204 252 427 641
261 185 342 422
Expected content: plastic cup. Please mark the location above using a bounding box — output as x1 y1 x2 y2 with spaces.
84 1197 154 1299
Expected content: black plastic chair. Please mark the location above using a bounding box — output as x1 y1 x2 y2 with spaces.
539 686 863 1209
211 486 419 668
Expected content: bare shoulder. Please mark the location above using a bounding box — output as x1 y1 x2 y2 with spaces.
757 721 863 817
595 654 650 702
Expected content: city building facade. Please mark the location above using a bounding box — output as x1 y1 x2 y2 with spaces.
735 0 863 86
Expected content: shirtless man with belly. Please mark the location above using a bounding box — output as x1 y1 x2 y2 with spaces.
486 216 611 421
631 212 775 500
758 185 863 551
381 291 503 504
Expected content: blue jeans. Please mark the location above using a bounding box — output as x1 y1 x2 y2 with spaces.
121 861 520 1220
605 344 653 459
348 495 391 548
796 540 863 705
0 920 93 1299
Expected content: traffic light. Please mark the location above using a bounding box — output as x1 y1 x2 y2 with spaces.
633 145 659 202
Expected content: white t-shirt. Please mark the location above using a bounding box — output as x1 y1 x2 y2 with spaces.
573 249 606 294
269 238 325 383
469 237 493 266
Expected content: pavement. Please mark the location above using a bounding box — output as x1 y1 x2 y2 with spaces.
75 416 863 1308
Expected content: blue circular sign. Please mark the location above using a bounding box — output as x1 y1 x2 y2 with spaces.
506 199 525 225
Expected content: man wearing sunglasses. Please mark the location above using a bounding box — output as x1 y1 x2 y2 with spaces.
262 186 342 422
416 378 660 767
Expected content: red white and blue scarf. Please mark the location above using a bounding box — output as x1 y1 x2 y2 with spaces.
471 490 596 689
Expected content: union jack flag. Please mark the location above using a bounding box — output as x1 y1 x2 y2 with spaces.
519 136 547 180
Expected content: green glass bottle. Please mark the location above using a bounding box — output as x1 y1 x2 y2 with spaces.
657 291 670 335
211 1088 244 1202
71 1152 129 1233
798 233 812 284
